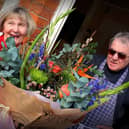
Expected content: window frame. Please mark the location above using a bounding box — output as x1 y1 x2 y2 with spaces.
47 0 76 54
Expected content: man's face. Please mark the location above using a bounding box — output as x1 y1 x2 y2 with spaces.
107 38 129 71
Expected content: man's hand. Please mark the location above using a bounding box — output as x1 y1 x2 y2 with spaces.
96 125 113 129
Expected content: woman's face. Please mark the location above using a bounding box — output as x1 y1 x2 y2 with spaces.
3 14 28 46
107 38 129 71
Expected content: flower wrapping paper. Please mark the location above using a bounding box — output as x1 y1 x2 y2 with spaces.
0 78 87 129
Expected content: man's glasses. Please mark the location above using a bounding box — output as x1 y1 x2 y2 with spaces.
108 48 127 60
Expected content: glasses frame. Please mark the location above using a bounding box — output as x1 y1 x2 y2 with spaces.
108 48 128 60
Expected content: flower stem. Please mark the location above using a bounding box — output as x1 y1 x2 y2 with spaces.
87 97 109 112
20 26 48 89
99 81 129 97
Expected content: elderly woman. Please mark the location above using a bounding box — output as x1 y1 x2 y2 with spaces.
0 6 36 50
0 6 36 129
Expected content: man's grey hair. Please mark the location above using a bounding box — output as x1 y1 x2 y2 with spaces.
109 32 129 47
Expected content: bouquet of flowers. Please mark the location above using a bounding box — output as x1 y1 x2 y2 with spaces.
0 8 129 129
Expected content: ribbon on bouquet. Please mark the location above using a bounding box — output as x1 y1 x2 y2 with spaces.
0 104 16 129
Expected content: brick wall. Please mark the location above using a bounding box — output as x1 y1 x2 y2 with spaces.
19 0 60 39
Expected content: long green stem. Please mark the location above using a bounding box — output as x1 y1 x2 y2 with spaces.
87 81 129 111
20 26 48 89
87 97 109 112
99 81 129 97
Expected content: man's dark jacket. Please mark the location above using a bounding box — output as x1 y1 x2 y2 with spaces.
92 55 129 129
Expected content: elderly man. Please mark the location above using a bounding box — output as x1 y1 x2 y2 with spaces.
68 32 129 129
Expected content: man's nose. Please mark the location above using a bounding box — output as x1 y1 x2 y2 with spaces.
112 53 119 60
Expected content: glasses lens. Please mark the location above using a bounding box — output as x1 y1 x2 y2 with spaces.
108 49 126 59
108 49 116 55
118 53 126 59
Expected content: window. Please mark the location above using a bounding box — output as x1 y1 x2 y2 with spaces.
47 0 76 54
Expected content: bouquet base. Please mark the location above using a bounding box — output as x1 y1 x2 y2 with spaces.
0 78 87 129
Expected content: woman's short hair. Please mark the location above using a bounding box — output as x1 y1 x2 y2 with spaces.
0 6 36 36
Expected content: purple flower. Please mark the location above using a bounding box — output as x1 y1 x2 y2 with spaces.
80 89 83 94
39 44 45 59
40 63 46 70
87 100 94 106
88 79 108 95
87 96 96 106
29 53 36 60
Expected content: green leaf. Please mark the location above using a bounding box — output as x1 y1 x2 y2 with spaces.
6 37 15 48
72 43 81 51
9 78 20 86
63 44 72 52
78 77 89 84
74 100 89 109
70 91 88 98
1 42 7 50
60 99 73 108
0 70 14 77
65 96 82 102
72 70 80 80
8 47 19 61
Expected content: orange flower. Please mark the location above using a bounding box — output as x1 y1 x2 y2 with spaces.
48 60 62 73
73 56 95 79
73 55 84 71
59 84 70 98
77 69 95 79
77 64 95 79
